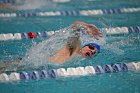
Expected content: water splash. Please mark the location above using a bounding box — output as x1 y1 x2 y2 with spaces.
21 26 106 69
16 0 48 10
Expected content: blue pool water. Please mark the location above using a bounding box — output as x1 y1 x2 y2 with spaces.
0 0 140 93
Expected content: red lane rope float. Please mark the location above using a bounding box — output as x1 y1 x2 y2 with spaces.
27 32 36 39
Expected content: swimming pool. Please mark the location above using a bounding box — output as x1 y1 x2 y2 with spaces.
0 0 140 93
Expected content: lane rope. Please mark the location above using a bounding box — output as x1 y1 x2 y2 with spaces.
0 0 88 4
0 62 139 82
0 26 139 41
0 7 140 17
0 0 16 5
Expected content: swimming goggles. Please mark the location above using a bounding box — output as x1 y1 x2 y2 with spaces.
85 45 98 58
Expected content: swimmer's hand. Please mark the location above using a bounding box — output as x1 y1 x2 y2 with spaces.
86 24 102 40
73 21 102 40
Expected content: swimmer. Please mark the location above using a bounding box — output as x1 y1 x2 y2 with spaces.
49 21 102 64
0 21 102 73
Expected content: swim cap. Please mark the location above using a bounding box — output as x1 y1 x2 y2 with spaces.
84 43 100 52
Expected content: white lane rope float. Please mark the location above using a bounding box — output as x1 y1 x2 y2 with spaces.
0 26 139 41
0 7 140 17
0 62 140 82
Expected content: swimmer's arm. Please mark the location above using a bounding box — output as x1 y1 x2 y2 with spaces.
72 21 102 39
66 22 84 50
66 36 81 56
66 36 81 49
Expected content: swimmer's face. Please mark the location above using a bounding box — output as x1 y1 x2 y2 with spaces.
80 45 97 58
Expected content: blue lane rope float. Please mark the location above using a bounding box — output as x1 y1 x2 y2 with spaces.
0 62 139 82
0 7 140 17
0 26 139 41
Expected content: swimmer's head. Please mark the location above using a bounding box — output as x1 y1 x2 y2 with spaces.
80 43 100 58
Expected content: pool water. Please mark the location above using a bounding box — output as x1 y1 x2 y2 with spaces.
0 0 140 93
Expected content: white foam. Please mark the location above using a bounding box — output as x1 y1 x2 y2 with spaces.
17 0 48 10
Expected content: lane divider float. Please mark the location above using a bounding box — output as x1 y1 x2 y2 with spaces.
0 62 140 82
0 7 140 17
0 26 140 41
0 0 16 5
